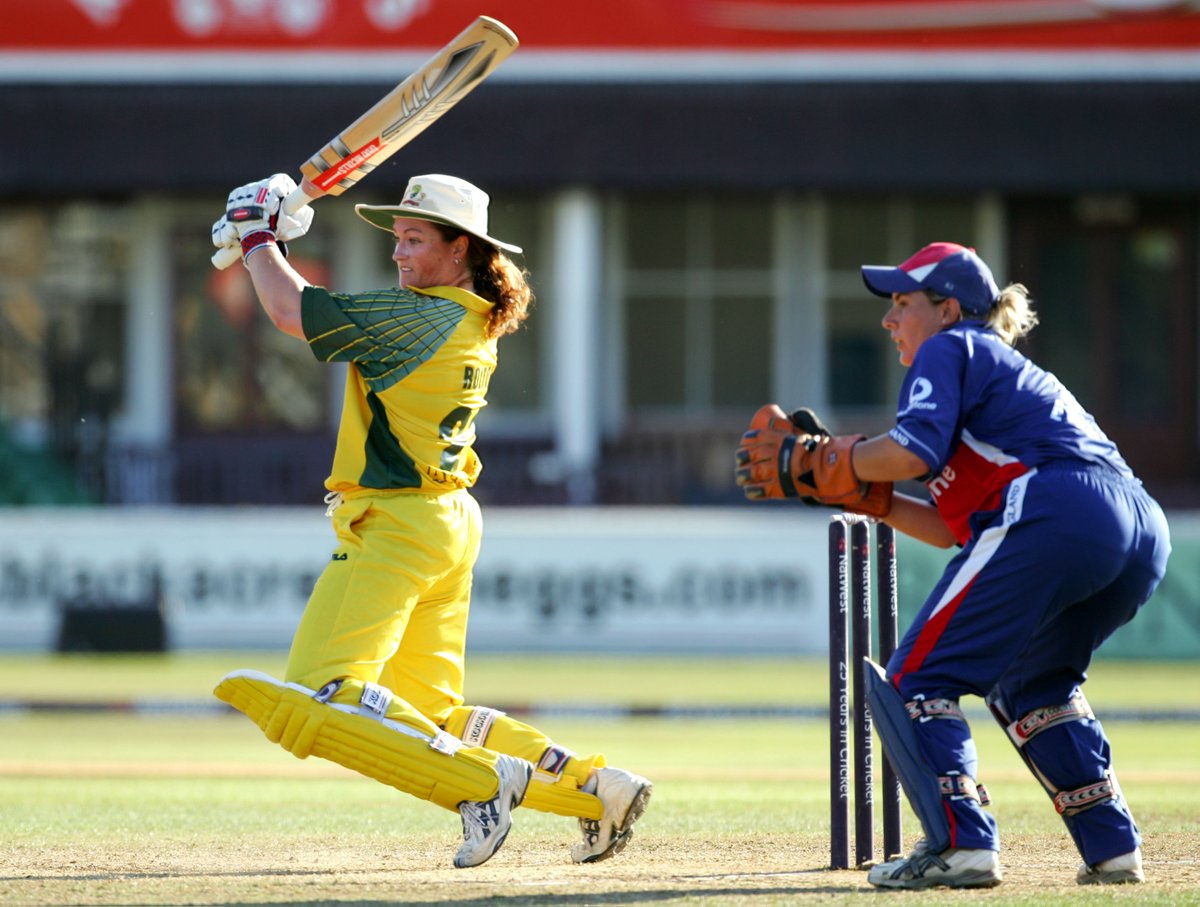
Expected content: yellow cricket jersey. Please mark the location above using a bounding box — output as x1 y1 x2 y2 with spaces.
300 284 497 493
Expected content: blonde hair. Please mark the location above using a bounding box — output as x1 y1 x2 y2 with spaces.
986 283 1038 346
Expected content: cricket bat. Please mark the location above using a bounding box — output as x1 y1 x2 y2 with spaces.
213 15 518 269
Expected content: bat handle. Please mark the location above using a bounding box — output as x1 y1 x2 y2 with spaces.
211 181 322 270
286 178 323 213
211 244 241 271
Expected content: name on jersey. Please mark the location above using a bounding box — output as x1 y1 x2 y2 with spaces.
462 365 493 391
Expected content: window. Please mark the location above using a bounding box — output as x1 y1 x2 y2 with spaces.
173 208 330 434
480 193 545 414
825 196 982 410
1010 196 1197 488
0 202 130 502
619 193 774 416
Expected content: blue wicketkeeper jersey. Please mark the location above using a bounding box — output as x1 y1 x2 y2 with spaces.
888 322 1134 543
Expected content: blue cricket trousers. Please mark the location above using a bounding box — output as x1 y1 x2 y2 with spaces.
886 462 1171 862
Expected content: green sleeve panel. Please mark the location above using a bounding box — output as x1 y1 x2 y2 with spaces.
301 285 466 393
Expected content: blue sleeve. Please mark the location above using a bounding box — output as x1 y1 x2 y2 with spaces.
887 333 966 477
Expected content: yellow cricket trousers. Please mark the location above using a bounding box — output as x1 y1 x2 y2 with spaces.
285 488 603 815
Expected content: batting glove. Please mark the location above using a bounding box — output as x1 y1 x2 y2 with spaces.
211 173 313 263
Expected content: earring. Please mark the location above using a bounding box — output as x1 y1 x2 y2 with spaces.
454 258 462 265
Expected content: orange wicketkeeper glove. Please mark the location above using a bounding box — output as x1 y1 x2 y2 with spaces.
733 404 893 518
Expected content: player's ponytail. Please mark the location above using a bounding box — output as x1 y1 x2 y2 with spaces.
435 227 533 338
470 238 533 339
987 283 1038 346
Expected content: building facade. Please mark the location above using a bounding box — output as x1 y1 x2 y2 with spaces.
3 0 1200 507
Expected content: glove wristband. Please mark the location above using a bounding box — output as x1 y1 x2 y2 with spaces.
240 230 277 262
777 435 798 498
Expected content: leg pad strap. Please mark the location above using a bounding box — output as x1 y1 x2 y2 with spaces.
1005 691 1094 748
940 772 989 805
1054 773 1117 816
460 706 506 747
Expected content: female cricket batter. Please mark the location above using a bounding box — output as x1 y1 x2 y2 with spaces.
736 242 1170 889
209 173 650 869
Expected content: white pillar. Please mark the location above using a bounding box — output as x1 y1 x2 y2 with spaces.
774 193 828 412
113 197 171 447
977 192 1007 281
548 188 603 503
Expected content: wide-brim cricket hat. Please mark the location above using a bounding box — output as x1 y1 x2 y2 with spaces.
355 174 522 254
861 242 999 316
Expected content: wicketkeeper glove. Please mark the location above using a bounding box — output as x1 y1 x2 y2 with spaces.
734 404 893 518
211 173 314 264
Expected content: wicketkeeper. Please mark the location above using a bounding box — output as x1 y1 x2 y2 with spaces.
736 242 1170 889
209 173 651 869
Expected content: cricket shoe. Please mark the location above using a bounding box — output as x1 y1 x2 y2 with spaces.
453 754 532 868
571 767 653 863
1077 849 1144 885
868 847 1002 889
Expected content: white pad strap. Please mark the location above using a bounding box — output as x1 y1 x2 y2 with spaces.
535 744 577 780
429 730 464 756
358 682 393 719
939 771 985 804
1054 772 1116 816
906 696 966 722
1006 691 1094 749
306 677 462 755
461 706 506 747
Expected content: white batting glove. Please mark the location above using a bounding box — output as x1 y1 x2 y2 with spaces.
211 173 314 262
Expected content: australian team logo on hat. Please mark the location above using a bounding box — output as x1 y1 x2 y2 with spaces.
861 242 999 317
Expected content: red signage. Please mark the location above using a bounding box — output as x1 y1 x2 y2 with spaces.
6 0 1200 50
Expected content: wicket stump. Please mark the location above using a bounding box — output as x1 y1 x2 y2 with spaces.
828 514 903 869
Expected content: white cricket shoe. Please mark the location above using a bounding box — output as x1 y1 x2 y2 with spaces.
453 754 532 868
571 767 653 863
1077 849 1144 885
868 847 1002 889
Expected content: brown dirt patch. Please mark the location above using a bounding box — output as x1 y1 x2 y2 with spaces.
3 832 1197 906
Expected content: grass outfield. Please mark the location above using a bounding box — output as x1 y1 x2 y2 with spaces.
1 653 1198 906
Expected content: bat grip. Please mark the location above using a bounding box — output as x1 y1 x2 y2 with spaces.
211 244 241 270
211 183 319 270
284 180 320 215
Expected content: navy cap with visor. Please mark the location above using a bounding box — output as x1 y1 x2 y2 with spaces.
861 242 999 317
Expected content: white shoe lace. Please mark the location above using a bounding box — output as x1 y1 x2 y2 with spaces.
461 798 500 844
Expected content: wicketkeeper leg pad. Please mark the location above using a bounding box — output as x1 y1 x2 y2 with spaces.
214 669 500 812
987 687 1139 865
863 659 954 854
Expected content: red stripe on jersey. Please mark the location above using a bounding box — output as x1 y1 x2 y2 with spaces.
929 436 1028 545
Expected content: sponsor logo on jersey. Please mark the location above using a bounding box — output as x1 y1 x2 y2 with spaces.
927 465 957 498
899 377 937 415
